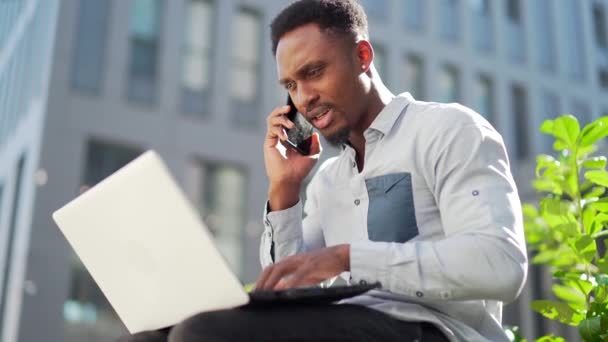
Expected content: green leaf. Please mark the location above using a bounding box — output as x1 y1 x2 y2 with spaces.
582 157 608 170
598 258 608 274
571 235 597 262
551 284 586 306
588 198 608 212
532 179 562 195
553 270 566 278
564 172 578 199
585 170 608 188
550 248 579 267
552 115 580 148
563 278 594 296
555 223 579 237
593 213 608 236
540 119 554 135
583 208 596 234
539 197 577 227
579 316 603 342
553 139 568 151
584 186 606 200
532 249 559 264
580 116 608 148
598 274 608 286
587 302 608 317
530 300 585 325
536 336 566 342
523 204 539 218
595 284 608 303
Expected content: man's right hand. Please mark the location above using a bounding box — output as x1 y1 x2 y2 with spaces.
264 105 322 211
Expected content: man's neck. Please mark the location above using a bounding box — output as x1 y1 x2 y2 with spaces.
349 81 395 167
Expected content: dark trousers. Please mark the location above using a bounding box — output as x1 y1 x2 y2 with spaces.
118 304 449 342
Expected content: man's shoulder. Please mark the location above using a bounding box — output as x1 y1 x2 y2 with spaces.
406 99 494 133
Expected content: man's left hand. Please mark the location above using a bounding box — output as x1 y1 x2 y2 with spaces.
255 244 350 290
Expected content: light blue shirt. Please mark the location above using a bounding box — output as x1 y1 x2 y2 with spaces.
260 93 528 341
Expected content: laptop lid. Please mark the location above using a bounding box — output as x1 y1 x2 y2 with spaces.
52 150 249 334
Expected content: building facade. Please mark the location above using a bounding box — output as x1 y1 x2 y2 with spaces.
1 0 607 341
0 0 61 342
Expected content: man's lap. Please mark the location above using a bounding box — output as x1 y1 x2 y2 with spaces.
119 303 448 342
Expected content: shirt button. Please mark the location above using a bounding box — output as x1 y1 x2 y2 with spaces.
472 190 479 196
359 280 367 285
352 162 356 168
354 199 360 206
416 291 424 298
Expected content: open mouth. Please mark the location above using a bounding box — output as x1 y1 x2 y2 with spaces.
311 108 332 129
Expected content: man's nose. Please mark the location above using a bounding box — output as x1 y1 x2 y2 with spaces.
295 86 319 114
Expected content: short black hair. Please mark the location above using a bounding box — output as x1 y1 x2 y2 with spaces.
270 0 368 56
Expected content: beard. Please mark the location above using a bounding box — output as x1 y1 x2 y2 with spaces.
324 126 351 147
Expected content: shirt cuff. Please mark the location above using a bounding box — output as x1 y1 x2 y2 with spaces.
349 241 390 287
263 199 304 242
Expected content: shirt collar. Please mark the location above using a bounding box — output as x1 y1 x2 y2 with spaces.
341 92 414 151
367 92 413 136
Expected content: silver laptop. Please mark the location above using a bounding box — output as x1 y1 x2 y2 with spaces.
52 150 250 333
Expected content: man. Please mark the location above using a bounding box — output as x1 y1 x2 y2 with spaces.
124 0 527 341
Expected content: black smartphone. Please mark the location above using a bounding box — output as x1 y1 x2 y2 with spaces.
284 95 314 155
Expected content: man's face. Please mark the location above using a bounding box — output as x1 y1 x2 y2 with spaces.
276 23 366 146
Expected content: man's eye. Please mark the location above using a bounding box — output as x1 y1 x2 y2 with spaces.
308 67 322 77
285 82 295 91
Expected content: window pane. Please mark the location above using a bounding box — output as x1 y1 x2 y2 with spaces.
471 0 493 52
403 55 425 100
0 184 3 224
127 0 161 103
181 0 213 115
373 44 386 80
439 0 460 42
593 4 608 48
234 11 260 64
0 156 25 339
231 66 257 102
231 9 260 103
561 0 586 81
360 0 388 19
199 164 246 277
532 0 557 72
540 91 560 153
182 0 213 92
130 0 160 39
473 75 494 124
505 0 525 65
64 141 141 342
71 0 111 92
511 84 529 160
438 65 459 103
506 0 521 23
470 0 490 14
570 99 591 127
600 68 608 90
404 0 425 32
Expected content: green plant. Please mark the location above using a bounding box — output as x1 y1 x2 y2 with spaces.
524 115 608 341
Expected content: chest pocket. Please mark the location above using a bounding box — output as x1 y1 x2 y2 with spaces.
365 172 418 243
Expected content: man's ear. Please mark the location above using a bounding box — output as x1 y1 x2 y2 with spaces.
356 40 374 73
